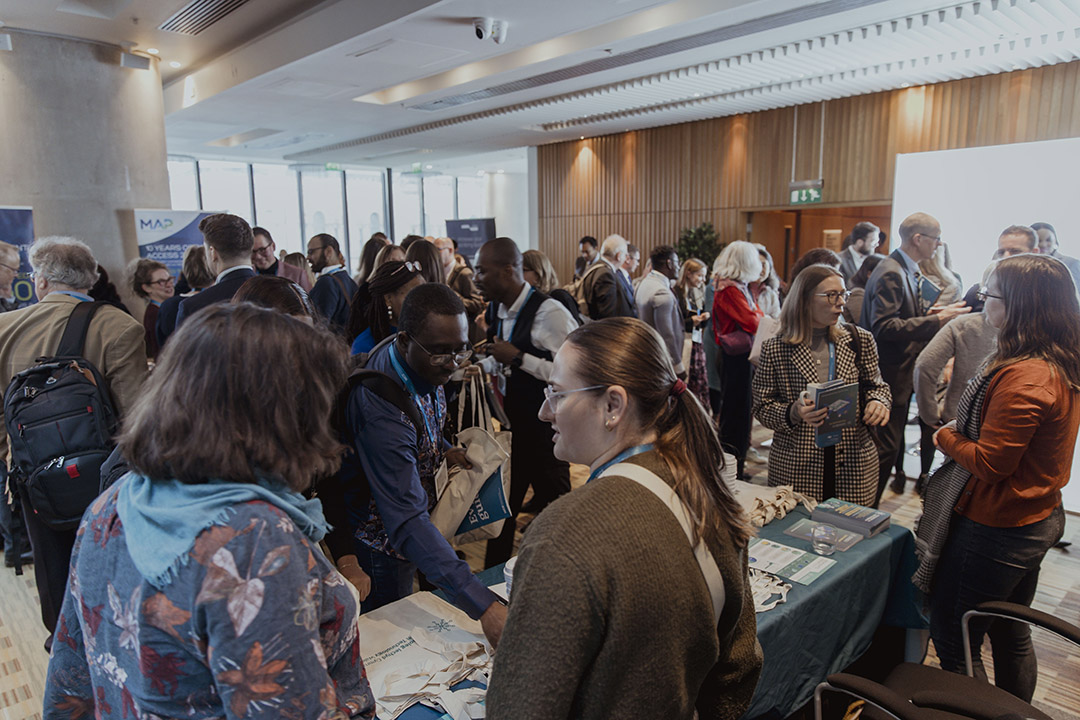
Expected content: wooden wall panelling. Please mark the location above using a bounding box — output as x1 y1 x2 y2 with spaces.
537 62 1080 284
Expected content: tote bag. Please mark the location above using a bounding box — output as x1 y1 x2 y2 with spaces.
748 315 781 366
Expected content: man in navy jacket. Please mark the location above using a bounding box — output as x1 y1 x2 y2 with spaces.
173 214 256 331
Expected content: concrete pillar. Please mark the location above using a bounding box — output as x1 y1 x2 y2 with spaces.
0 30 170 312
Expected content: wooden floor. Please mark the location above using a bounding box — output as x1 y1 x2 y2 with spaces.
2 420 1078 719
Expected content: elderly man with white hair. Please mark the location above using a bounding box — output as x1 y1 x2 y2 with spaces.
581 233 638 319
0 236 146 646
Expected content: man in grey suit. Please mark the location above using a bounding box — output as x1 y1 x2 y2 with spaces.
839 221 881 285
0 236 147 640
860 212 969 503
635 245 687 380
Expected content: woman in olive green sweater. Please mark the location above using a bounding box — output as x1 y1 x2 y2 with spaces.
487 318 762 720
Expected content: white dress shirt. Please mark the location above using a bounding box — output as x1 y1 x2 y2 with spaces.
482 282 578 383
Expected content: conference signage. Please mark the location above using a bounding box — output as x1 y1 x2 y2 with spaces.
134 210 222 278
446 218 497 264
0 206 37 305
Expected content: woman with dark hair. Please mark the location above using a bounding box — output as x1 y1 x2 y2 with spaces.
233 274 317 320
788 247 842 285
347 260 424 354
752 264 890 506
487 317 762 720
924 254 1080 701
353 234 390 285
128 258 174 360
43 303 376 719
405 239 445 285
89 263 130 314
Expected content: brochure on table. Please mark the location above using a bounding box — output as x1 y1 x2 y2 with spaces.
748 538 836 585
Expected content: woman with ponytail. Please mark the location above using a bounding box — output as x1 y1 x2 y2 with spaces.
486 317 762 720
346 260 424 354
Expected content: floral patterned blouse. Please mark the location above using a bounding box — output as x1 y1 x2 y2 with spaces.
43 485 376 719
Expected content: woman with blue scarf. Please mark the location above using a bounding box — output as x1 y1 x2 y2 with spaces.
43 303 376 719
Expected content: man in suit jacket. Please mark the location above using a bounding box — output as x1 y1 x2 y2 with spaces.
573 235 599 279
0 236 147 640
174 214 257 331
251 226 311 291
1033 221 1080 292
307 233 358 335
582 234 637 320
635 245 686 379
839 221 881 285
860 212 969 503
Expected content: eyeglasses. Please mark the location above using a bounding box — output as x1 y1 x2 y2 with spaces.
814 290 851 305
306 246 325 257
252 242 274 255
542 384 605 412
917 233 942 244
147 276 175 287
409 335 472 366
975 286 1003 302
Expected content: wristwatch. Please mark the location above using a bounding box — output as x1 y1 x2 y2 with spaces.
510 352 524 368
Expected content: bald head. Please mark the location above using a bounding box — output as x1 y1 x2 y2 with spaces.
481 236 522 269
897 212 942 263
475 237 524 306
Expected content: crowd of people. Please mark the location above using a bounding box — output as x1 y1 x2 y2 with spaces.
0 209 1075 719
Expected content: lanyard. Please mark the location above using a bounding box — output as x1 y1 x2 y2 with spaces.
827 341 836 381
56 291 93 302
498 285 535 342
388 343 442 449
588 443 655 484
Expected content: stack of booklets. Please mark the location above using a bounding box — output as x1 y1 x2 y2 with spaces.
811 498 891 537
806 379 859 448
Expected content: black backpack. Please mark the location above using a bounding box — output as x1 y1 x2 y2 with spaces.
4 302 120 530
318 336 424 561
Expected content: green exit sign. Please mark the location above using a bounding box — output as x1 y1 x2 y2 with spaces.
790 187 823 205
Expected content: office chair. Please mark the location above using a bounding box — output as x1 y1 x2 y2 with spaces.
814 600 1080 720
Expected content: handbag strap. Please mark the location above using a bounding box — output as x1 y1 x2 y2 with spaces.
605 462 725 624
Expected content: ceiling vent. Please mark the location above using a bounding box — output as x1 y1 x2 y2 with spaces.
159 0 253 35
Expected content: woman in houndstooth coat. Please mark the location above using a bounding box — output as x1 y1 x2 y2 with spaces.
752 264 891 507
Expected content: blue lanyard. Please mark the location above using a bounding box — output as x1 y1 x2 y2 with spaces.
587 443 656 484
827 341 836 381
498 285 535 342
388 343 442 449
56 291 93 302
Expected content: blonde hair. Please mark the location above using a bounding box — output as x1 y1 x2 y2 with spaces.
522 249 560 293
675 258 706 294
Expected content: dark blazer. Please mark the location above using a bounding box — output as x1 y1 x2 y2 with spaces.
859 250 939 399
175 267 257 329
752 326 891 507
838 248 860 285
155 294 183 348
581 261 635 320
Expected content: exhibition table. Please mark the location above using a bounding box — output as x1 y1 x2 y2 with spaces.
394 507 925 720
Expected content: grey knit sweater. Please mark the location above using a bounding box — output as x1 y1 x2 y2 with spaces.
486 452 762 720
913 311 998 425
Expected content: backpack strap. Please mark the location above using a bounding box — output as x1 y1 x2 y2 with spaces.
346 368 424 445
330 271 353 308
56 301 104 358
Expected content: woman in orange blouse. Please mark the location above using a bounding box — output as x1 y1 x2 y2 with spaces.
930 253 1080 701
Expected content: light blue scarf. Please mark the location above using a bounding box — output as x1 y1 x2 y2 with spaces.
115 472 331 589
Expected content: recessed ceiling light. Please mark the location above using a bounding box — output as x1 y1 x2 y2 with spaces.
147 48 159 55
169 61 182 69
580 136 585 140
900 82 911 88
693 92 701 97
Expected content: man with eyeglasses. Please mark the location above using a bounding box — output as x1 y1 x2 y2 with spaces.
338 283 507 646
0 241 26 312
474 237 578 566
173 214 256 332
307 233 357 335
861 212 969 502
251 226 311 291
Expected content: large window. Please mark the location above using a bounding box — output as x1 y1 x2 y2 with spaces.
252 164 302 254
346 170 386 263
167 158 200 210
457 176 486 219
198 160 252 219
300 169 347 267
423 175 455 238
393 174 423 240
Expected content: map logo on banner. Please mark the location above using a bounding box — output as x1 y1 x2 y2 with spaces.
135 210 222 277
0 206 37 305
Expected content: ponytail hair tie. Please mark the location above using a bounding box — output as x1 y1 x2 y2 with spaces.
670 378 687 397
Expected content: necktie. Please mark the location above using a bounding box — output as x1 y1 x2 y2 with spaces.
914 271 924 315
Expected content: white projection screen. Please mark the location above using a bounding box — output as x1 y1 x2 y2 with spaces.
893 137 1080 513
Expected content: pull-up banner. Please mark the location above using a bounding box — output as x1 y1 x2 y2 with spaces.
0 206 36 305
134 210 221 277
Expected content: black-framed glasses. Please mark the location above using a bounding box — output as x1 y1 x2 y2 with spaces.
975 286 1003 302
252 242 274 255
814 290 851 305
409 335 471 366
306 245 325 257
917 233 942 244
147 276 175 287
